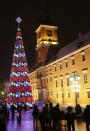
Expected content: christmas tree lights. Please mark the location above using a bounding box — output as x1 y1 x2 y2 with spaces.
6 17 33 107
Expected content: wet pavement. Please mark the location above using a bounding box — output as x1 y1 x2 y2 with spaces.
7 110 34 131
6 109 87 131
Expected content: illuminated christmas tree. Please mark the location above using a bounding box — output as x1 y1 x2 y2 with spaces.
6 17 33 107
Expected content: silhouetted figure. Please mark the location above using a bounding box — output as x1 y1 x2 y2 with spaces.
7 109 9 121
39 111 44 131
0 107 6 131
39 103 51 131
24 103 27 111
2 104 9 121
83 105 90 131
49 103 53 121
75 104 82 117
65 106 75 131
53 103 60 130
17 106 22 124
10 104 15 120
32 104 39 128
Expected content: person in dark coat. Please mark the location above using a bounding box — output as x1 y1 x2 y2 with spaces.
10 104 15 120
32 104 39 128
0 107 6 131
83 105 90 131
65 106 75 131
53 103 60 130
75 104 82 116
49 103 53 121
39 103 51 130
17 106 22 123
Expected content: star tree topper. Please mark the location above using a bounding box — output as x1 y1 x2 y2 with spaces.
16 17 22 23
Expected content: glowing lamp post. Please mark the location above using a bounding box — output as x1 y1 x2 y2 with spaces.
1 91 5 95
70 72 80 107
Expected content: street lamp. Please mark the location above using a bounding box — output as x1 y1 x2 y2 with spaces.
70 72 80 107
0 90 5 103
1 91 5 95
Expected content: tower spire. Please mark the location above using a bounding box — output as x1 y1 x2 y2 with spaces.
39 0 52 25
42 0 48 14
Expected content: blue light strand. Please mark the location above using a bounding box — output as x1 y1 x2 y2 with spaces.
10 71 29 77
12 62 27 67
9 81 31 87
13 52 26 58
8 91 32 98
15 44 24 49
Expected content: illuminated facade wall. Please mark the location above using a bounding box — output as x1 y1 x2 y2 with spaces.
30 24 90 106
44 45 90 105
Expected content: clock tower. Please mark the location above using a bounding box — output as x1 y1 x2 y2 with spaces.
35 25 58 65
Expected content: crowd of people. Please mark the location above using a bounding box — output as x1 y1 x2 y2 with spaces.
32 103 90 131
0 102 90 131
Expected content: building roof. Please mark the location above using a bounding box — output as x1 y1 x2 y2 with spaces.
57 32 90 59
45 44 61 64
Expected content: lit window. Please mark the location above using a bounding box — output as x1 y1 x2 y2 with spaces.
54 30 57 35
82 54 85 61
56 93 58 98
48 38 51 41
55 66 56 71
82 68 88 83
87 91 90 98
68 92 70 98
60 64 62 69
62 92 64 98
47 30 52 37
55 79 58 87
67 78 69 86
61 79 63 87
51 91 53 95
49 67 51 71
66 62 68 67
84 73 88 83
72 59 75 65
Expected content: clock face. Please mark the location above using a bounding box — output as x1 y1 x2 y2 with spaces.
47 30 52 37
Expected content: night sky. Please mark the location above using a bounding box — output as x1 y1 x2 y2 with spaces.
0 0 90 81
